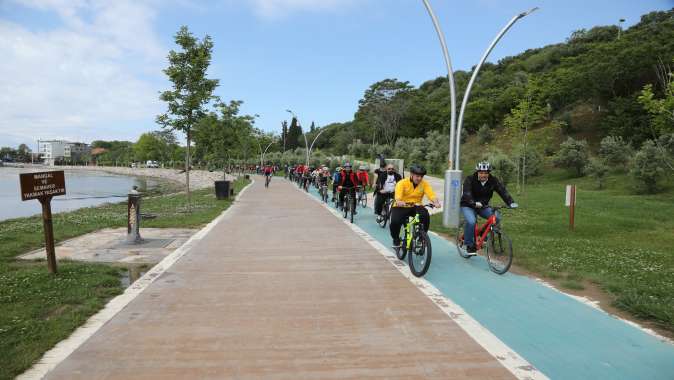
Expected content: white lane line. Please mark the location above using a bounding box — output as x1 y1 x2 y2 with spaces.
297 183 548 380
18 179 255 380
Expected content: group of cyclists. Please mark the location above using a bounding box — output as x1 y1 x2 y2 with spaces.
268 159 518 256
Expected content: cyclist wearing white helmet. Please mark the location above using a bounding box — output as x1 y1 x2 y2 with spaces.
460 161 518 255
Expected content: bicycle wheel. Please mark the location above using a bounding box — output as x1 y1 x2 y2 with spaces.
343 196 349 219
486 228 513 274
456 221 472 259
377 202 388 228
409 229 432 277
360 192 367 208
350 197 355 224
396 227 407 260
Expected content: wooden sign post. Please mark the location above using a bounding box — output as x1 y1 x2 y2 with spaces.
19 171 66 274
565 184 577 231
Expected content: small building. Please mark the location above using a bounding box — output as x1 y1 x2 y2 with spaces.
38 140 91 166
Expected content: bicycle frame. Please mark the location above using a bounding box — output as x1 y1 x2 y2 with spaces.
404 214 421 249
473 211 499 250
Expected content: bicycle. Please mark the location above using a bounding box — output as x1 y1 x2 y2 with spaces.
455 205 514 275
394 204 435 277
341 187 356 224
319 183 329 203
264 174 271 188
357 185 367 208
376 193 394 228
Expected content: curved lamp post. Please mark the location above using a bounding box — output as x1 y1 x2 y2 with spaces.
454 7 538 169
307 124 327 165
286 109 310 165
261 140 276 166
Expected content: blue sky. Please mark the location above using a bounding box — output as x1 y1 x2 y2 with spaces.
0 0 672 149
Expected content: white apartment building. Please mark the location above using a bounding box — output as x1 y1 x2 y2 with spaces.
37 140 90 166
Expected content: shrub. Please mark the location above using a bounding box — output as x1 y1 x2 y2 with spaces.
513 144 543 178
487 149 517 186
585 158 609 189
477 124 494 145
598 135 632 168
553 137 589 176
630 140 666 193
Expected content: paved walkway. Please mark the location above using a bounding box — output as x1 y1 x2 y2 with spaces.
42 177 514 379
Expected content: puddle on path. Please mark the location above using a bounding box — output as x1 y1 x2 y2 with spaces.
119 264 151 288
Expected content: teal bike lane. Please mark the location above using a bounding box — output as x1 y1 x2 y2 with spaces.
302 183 674 380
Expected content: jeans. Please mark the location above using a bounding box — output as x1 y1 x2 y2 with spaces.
461 206 500 247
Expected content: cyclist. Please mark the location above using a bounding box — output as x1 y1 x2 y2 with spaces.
263 164 273 182
318 167 330 195
302 166 313 190
390 164 440 249
460 161 518 256
357 165 370 189
374 163 401 221
338 163 359 213
332 167 342 202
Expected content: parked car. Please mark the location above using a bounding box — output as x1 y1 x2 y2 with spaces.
146 160 159 168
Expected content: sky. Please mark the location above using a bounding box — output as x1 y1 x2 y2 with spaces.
0 0 672 149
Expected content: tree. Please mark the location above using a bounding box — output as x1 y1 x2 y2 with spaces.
476 124 493 145
598 136 632 168
286 117 303 151
553 137 589 176
156 26 219 212
630 140 665 193
133 133 164 162
281 121 288 152
355 79 413 146
585 158 609 189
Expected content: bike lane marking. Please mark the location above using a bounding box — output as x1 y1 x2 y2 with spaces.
301 182 674 380
298 183 547 380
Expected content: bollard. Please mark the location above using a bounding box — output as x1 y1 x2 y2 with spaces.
127 186 142 243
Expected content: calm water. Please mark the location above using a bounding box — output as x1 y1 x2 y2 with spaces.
0 167 158 221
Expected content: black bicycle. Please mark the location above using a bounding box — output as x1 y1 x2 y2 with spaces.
319 183 329 203
357 185 367 208
376 194 394 228
341 187 356 224
264 174 271 188
395 204 435 277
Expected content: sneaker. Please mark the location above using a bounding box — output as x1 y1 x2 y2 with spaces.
466 245 477 256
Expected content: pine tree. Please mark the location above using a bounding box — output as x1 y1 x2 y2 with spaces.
281 121 288 152
286 117 303 150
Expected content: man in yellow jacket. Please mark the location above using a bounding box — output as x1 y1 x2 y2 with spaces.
390 164 441 248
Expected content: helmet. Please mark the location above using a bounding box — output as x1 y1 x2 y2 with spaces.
344 162 352 168
359 165 367 170
409 164 427 176
476 161 491 172
336 167 342 171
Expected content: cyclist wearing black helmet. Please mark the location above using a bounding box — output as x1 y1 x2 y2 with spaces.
461 161 518 255
389 164 441 249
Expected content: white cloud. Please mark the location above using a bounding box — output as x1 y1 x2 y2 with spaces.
247 0 357 19
0 0 166 146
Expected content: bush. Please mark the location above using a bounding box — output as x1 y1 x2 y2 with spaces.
553 137 589 176
585 158 609 189
477 124 494 145
630 140 666 193
598 136 632 168
487 149 517 186
513 144 543 178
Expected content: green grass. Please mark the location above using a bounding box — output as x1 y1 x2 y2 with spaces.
431 168 674 334
0 178 250 380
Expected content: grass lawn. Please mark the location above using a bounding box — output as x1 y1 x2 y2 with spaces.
0 177 250 380
431 168 674 335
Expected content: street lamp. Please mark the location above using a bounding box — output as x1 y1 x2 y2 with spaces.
261 140 276 166
307 124 327 165
286 109 310 165
421 1 538 228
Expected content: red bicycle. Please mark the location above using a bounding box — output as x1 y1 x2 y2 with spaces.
455 205 514 274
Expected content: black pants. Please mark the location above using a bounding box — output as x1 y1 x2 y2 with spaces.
339 187 357 210
374 192 394 215
389 206 430 241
